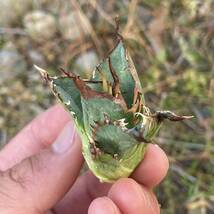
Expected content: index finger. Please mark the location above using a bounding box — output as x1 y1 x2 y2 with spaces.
53 144 168 213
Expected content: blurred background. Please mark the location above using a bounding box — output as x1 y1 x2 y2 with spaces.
0 0 213 213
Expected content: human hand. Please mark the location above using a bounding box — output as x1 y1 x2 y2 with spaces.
0 105 169 214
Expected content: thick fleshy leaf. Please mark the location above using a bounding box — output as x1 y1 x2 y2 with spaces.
91 40 143 108
81 97 126 134
53 77 83 123
95 124 138 157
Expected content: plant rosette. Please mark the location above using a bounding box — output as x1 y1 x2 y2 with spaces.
35 38 192 183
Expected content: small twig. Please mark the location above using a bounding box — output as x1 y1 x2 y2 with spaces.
88 0 115 25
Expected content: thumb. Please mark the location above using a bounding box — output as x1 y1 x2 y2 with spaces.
0 121 83 213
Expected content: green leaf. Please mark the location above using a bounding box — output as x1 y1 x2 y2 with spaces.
53 77 83 125
95 124 138 158
92 40 143 108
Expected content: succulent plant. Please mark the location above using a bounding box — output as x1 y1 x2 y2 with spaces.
35 38 192 183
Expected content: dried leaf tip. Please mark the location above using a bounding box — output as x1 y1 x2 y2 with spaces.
114 16 123 41
156 111 194 122
34 64 51 82
34 64 47 76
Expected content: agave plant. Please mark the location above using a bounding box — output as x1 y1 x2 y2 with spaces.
35 38 192 183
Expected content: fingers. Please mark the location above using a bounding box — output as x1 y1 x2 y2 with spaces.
88 197 121 214
0 121 83 213
132 144 169 188
89 177 161 214
108 178 160 214
88 178 160 214
0 105 70 170
54 144 168 213
54 171 112 214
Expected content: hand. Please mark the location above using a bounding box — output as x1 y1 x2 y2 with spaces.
0 105 168 214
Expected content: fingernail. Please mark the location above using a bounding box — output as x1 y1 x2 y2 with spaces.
52 121 76 153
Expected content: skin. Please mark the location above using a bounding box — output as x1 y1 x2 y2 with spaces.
0 105 169 214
